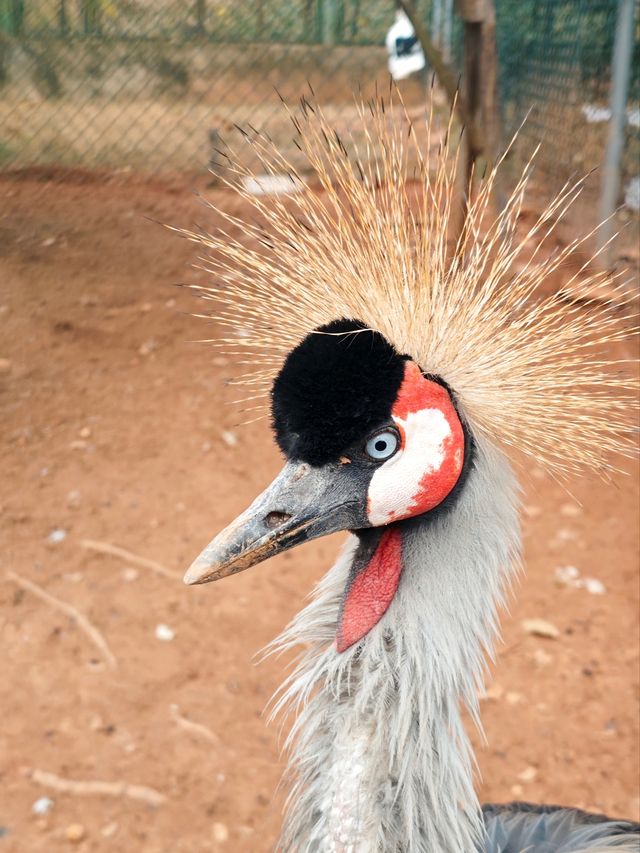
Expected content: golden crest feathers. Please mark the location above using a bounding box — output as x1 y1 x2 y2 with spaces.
178 94 638 476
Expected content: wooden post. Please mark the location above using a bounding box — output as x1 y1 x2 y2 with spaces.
480 0 500 169
455 0 501 245
456 0 485 22
456 0 500 171
397 0 501 249
397 0 483 157
462 17 482 186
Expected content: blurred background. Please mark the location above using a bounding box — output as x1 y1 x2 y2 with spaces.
1 2 638 852
1 1 639 226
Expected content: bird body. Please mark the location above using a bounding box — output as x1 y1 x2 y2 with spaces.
482 804 639 853
181 97 639 851
269 435 519 852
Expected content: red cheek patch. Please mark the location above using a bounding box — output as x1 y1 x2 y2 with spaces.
392 361 464 517
393 361 458 423
392 360 439 420
336 527 402 653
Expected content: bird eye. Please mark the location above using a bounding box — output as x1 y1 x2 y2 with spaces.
365 429 400 462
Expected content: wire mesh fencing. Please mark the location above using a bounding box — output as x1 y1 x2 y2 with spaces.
0 1 435 174
0 0 638 229
495 0 639 218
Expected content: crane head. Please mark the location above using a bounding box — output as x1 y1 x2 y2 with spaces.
185 320 469 650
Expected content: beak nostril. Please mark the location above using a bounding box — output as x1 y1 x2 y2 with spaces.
292 463 309 482
265 511 292 530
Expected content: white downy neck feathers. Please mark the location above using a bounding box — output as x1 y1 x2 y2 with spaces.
268 437 520 852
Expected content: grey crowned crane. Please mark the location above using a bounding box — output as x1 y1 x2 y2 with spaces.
180 100 639 852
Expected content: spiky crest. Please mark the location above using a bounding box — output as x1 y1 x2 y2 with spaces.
178 93 638 475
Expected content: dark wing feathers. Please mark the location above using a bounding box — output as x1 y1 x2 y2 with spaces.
482 802 640 852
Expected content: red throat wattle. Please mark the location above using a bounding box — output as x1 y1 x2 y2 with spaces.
336 527 403 653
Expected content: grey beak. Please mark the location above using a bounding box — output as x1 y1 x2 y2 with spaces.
184 460 367 585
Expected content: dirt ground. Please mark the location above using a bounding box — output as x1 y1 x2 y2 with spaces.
0 172 638 853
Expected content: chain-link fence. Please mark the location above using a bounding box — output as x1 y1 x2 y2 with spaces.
0 1 434 173
495 0 639 217
0 0 638 220
1 1 401 42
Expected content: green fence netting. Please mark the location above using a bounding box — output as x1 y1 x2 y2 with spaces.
1 0 412 44
0 0 637 207
495 0 639 198
0 1 435 171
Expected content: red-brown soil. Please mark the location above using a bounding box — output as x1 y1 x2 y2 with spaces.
0 173 638 852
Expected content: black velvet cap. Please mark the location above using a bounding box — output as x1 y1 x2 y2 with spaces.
271 319 408 466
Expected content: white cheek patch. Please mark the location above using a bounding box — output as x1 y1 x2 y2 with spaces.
367 408 452 526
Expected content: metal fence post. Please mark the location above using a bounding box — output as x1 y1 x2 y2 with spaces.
432 0 443 48
442 0 454 62
320 0 340 45
596 0 636 268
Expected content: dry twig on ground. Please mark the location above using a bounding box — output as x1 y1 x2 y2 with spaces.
80 538 177 580
169 703 220 744
30 769 166 807
5 570 117 669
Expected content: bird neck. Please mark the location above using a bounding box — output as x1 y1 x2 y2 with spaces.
270 438 521 853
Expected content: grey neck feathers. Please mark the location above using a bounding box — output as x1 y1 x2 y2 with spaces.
268 438 521 853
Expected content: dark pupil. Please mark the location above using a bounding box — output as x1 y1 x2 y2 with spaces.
375 439 388 452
